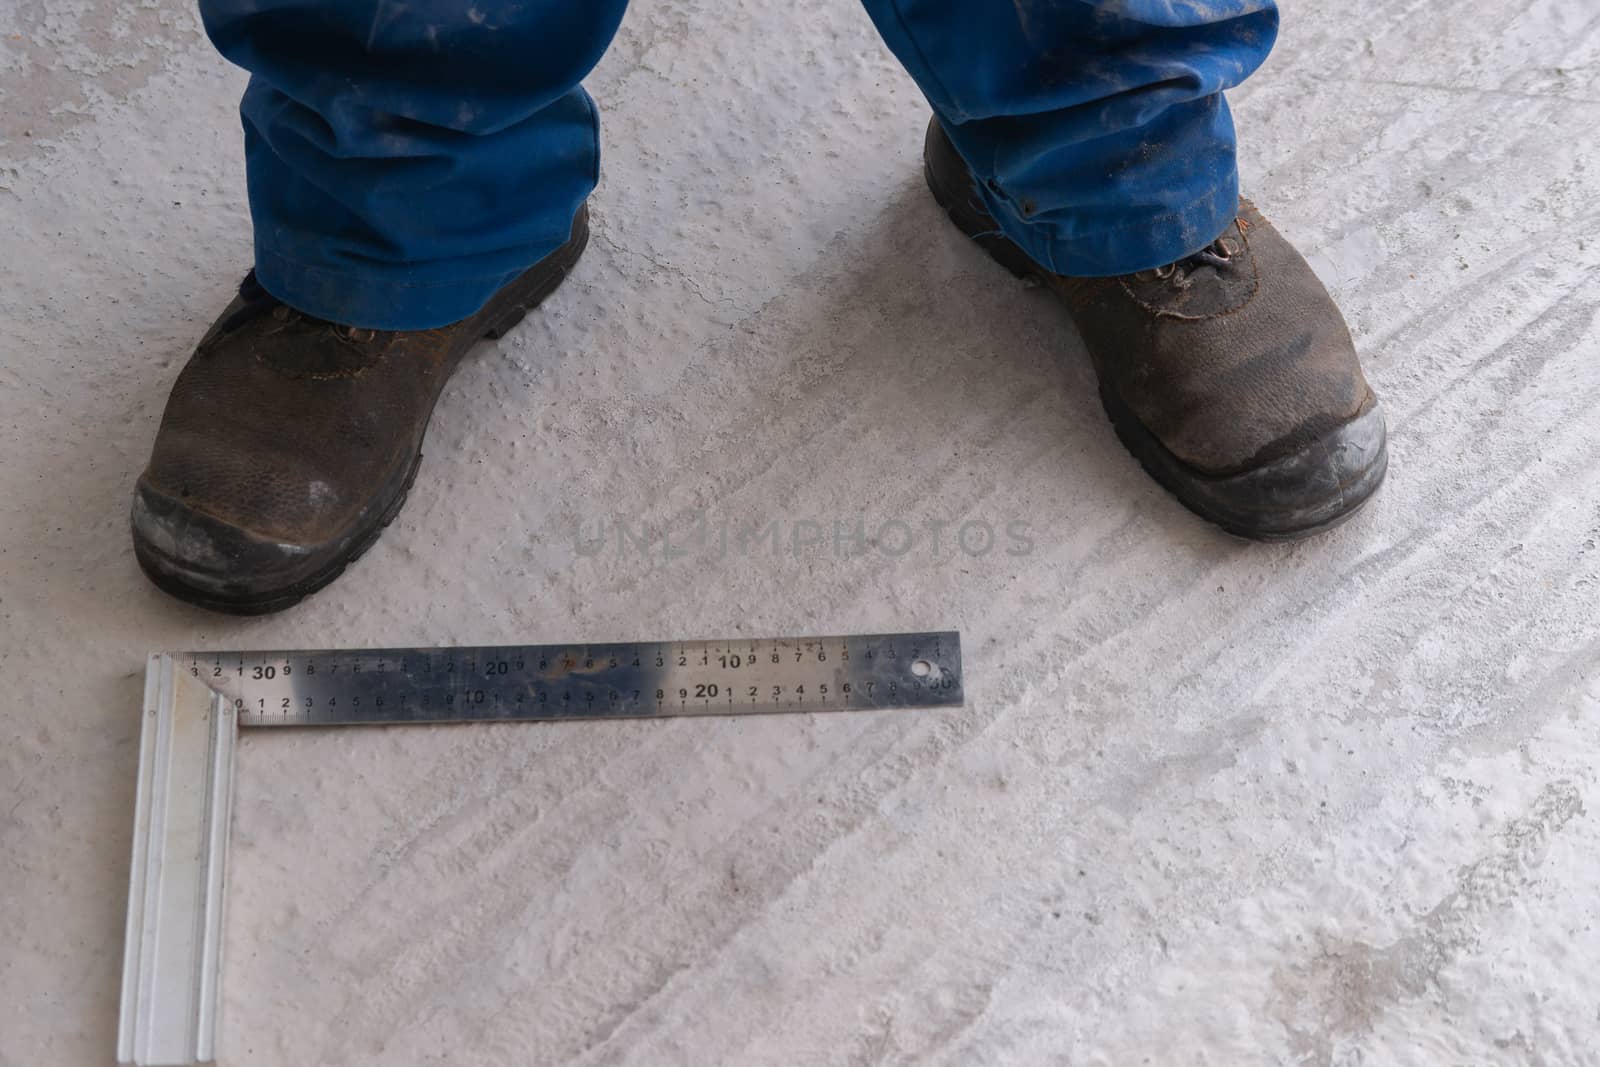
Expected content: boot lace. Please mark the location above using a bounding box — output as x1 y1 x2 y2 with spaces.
1142 230 1244 289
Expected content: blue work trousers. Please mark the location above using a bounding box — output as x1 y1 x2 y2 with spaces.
200 0 1279 329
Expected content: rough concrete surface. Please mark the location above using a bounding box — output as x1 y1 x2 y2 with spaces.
5 0 1600 1064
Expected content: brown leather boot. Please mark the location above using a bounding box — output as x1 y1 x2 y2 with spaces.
132 206 589 614
923 120 1386 540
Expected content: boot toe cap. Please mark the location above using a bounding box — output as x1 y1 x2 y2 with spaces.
1170 401 1389 541
1106 393 1389 541
130 480 323 613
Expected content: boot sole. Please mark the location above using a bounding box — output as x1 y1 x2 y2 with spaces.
135 206 590 615
921 140 1386 542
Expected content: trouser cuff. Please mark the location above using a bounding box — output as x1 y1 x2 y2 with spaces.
252 249 530 331
984 171 1243 279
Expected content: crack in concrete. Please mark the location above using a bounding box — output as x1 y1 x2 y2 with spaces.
591 229 754 316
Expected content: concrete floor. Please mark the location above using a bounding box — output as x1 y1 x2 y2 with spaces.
5 0 1600 1063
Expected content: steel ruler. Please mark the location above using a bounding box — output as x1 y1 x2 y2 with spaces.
118 631 962 1066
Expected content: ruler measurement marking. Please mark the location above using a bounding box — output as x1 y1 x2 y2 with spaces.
215 632 960 727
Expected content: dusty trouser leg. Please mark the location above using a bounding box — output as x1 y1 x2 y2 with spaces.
857 0 1279 276
199 0 629 329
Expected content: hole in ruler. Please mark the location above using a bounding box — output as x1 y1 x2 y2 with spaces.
910 659 933 678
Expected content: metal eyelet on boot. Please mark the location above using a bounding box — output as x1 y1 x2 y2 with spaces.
333 325 378 344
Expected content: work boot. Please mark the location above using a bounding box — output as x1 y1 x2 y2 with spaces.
131 206 589 614
922 120 1387 540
